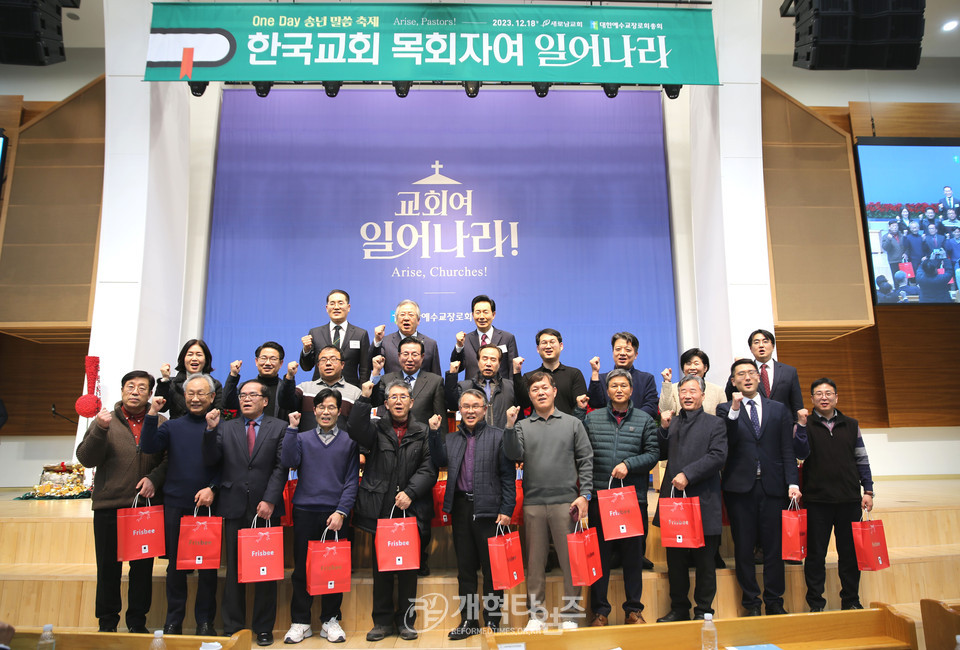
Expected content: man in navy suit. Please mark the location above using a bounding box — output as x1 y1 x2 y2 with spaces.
717 359 803 617
202 380 287 646
300 289 370 388
370 299 442 377
450 295 518 381
725 329 803 421
587 331 658 417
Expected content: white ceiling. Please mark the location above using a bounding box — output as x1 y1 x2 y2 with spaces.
61 0 960 57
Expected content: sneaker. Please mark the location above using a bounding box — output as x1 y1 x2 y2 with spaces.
523 619 545 632
320 618 346 643
284 623 313 644
559 620 578 630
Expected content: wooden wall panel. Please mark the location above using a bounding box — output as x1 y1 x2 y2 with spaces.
874 306 960 428
849 102 960 139
0 334 88 436
778 326 889 429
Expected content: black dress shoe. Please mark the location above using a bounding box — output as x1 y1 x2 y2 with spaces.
485 620 500 633
842 602 864 610
766 604 789 615
257 631 274 646
196 622 217 636
785 559 803 565
399 627 418 641
809 606 824 612
642 557 654 571
448 621 479 640
418 565 431 577
98 626 117 633
366 625 390 642
128 625 150 634
743 606 762 617
693 613 706 620
656 610 690 623
163 623 182 635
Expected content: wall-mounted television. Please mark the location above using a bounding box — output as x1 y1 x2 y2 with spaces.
0 131 8 200
855 137 960 305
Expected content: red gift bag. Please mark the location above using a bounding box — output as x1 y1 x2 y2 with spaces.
567 521 602 586
899 261 915 279
510 468 524 526
306 527 352 595
376 507 420 571
597 479 645 540
781 497 807 561
280 478 298 527
238 516 284 583
431 479 451 527
176 506 222 570
852 511 890 571
117 495 165 561
488 524 525 590
659 490 705 548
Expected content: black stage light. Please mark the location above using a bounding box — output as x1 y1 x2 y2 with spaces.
532 82 551 98
323 81 342 97
253 81 273 97
463 81 481 98
601 83 620 98
188 81 208 97
663 84 682 100
393 80 412 98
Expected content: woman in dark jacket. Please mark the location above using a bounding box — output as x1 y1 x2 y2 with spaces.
155 339 223 418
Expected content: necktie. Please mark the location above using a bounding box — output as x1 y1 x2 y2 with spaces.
484 379 492 401
480 332 488 346
747 399 760 438
760 363 771 397
246 420 256 456
333 324 342 349
404 375 414 388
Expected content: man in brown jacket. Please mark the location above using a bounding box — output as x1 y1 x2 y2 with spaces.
76 370 167 634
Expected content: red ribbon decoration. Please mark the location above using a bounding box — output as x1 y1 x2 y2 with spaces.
180 47 194 79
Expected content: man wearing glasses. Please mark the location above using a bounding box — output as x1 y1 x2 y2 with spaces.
349 379 437 642
300 289 371 388
279 346 362 430
794 378 874 613
140 375 220 637
76 370 167 634
224 341 288 418
203 380 287 646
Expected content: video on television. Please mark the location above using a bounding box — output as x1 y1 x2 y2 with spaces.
856 137 960 305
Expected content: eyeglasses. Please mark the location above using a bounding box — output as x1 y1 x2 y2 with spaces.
460 404 486 411
315 404 339 412
238 393 263 401
318 356 341 364
733 369 759 379
386 394 410 402
185 391 210 398
123 384 149 394
812 391 836 398
257 355 280 363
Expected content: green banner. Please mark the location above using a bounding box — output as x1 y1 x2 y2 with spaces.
145 2 718 85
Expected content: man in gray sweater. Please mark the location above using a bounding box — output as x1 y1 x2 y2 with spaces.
504 371 593 631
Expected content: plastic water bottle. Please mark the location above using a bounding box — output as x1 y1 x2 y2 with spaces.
953 633 960 650
36 623 55 649
701 613 718 650
149 630 167 649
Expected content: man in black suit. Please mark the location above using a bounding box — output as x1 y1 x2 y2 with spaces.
940 185 957 213
717 359 803 617
202 380 287 647
445 344 516 429
450 294 518 381
725 329 803 421
654 375 727 622
370 299 442 376
300 289 370 388
371 336 446 575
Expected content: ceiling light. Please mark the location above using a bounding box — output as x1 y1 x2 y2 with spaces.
943 20 959 32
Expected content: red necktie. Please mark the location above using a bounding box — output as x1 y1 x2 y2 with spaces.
247 420 256 456
481 333 488 346
760 364 771 398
